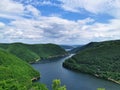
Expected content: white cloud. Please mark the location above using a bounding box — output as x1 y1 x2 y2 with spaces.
0 0 24 15
0 22 5 28
25 5 40 17
39 1 56 6
13 0 59 6
0 0 40 19
3 19 44 39
0 0 120 44
3 15 120 44
59 0 120 18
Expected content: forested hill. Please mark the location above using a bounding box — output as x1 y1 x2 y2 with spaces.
70 40 120 53
0 48 48 90
63 40 120 84
0 43 67 63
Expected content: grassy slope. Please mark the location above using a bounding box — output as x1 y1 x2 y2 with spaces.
63 40 120 83
0 48 48 90
0 43 67 63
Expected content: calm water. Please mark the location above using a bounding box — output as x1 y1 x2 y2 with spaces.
32 55 120 90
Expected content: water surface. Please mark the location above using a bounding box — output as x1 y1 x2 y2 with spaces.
32 55 120 90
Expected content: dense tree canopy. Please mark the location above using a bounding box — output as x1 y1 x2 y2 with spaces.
0 43 67 63
63 40 120 83
0 47 67 90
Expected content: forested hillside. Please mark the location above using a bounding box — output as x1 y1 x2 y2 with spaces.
0 48 48 90
63 40 120 84
0 43 67 63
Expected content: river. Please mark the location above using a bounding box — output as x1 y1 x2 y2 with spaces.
32 54 120 90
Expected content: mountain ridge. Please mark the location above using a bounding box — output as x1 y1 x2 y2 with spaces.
63 40 120 84
0 43 67 63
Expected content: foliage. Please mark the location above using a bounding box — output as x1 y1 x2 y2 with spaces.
0 49 44 90
0 48 67 90
52 79 66 90
31 82 48 90
0 43 67 63
27 43 67 60
63 40 120 83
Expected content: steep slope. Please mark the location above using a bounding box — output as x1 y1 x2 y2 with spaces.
63 40 120 84
0 43 67 63
0 43 39 63
0 49 48 90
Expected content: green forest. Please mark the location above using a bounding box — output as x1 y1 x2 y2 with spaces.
0 43 67 63
63 40 120 84
1 40 120 90
0 43 67 90
0 48 43 90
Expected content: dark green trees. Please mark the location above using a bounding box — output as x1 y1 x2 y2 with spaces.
63 40 120 84
0 43 67 63
0 49 42 90
0 48 67 90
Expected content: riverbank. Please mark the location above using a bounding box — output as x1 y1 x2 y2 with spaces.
30 53 69 64
63 63 120 85
31 76 40 81
94 74 120 85
32 55 120 90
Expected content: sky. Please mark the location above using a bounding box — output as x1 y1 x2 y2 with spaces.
0 0 120 45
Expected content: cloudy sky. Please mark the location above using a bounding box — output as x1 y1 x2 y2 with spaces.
0 0 120 44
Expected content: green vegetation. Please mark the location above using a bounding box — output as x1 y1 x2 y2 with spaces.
27 43 67 60
0 43 67 63
0 43 67 90
63 40 120 84
0 48 49 90
97 88 106 90
52 79 66 90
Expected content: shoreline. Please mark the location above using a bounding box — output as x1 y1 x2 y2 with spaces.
30 54 69 82
31 76 40 82
30 53 69 64
63 64 120 85
94 74 120 85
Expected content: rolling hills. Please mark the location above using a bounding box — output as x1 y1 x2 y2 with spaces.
0 48 48 90
63 40 120 84
0 42 67 90
0 43 67 63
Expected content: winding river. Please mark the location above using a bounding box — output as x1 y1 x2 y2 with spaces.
32 54 120 90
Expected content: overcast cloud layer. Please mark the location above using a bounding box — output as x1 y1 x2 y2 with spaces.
0 0 120 44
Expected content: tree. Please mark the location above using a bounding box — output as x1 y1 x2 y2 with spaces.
52 79 66 90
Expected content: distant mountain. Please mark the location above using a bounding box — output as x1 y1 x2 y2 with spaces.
60 45 74 50
0 49 47 90
69 45 83 53
60 45 82 52
63 40 120 84
0 43 67 63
